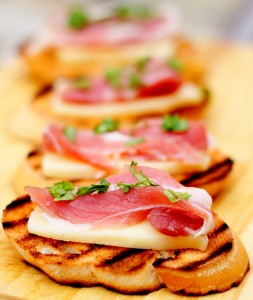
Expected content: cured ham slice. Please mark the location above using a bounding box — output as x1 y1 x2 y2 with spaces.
29 5 181 51
25 165 214 237
131 117 208 150
43 119 209 171
58 58 183 104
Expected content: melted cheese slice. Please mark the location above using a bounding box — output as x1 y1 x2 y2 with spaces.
28 207 208 251
51 82 204 119
42 152 211 180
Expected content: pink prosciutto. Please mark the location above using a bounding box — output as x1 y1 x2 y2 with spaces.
29 5 181 51
43 118 209 170
25 165 214 237
58 58 182 104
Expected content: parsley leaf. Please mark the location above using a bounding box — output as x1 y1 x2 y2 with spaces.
64 125 77 143
115 6 153 20
124 137 145 146
105 68 122 88
164 189 191 203
136 56 151 72
117 161 158 192
68 7 89 30
72 77 91 90
49 181 75 201
94 118 119 134
129 72 142 89
76 178 110 196
167 57 183 72
162 114 188 132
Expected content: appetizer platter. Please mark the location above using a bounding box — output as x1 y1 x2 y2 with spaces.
1 3 253 300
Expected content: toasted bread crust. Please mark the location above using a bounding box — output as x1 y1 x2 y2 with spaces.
13 148 233 198
2 196 249 295
20 37 206 84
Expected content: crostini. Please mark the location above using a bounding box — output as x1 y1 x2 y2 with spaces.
3 163 249 295
9 57 209 144
21 4 207 83
13 115 233 198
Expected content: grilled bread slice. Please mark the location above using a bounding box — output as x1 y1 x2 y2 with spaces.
2 195 249 295
13 148 233 198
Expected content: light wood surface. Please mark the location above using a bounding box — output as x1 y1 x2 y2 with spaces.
1 45 253 299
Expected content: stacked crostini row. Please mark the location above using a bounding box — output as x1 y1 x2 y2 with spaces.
2 3 249 297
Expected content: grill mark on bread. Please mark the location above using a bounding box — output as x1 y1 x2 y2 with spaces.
181 158 233 185
181 241 233 271
5 195 30 211
34 84 52 99
101 249 145 266
2 217 29 230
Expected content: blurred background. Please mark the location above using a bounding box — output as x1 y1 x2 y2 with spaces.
0 0 253 63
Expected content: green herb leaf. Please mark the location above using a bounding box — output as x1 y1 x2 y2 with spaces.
76 178 110 196
164 189 191 203
136 56 151 72
72 77 91 90
124 137 145 146
129 72 142 89
67 7 89 30
49 181 75 201
116 161 158 193
64 125 77 143
162 114 188 132
167 57 183 72
94 118 119 134
105 68 122 88
115 6 153 20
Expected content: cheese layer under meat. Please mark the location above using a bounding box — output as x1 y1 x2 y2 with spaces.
42 152 211 180
51 82 204 118
28 207 208 251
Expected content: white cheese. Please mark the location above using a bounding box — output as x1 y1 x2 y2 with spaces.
42 152 210 180
42 153 105 180
51 82 204 119
28 207 208 251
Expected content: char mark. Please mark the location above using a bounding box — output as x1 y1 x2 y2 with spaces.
182 242 233 271
102 249 145 266
181 158 233 185
2 217 29 229
34 84 52 99
4 195 31 211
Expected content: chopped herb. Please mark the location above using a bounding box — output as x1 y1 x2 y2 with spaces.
115 6 153 20
162 114 188 132
105 68 122 88
94 118 119 134
136 56 151 72
167 57 183 72
77 178 110 196
72 77 91 90
124 137 145 146
129 72 142 89
67 7 89 30
49 179 110 201
117 161 158 192
164 189 191 203
64 125 77 143
49 181 75 201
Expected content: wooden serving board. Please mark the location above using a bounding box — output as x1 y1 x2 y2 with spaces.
1 45 253 299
